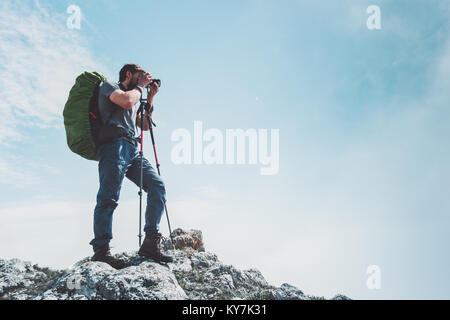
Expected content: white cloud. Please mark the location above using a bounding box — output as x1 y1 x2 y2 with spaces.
28 161 61 175
0 0 113 188
0 200 94 268
0 158 38 187
0 151 61 189
0 0 112 144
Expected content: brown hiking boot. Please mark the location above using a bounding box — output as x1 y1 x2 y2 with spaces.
138 232 174 263
92 244 127 269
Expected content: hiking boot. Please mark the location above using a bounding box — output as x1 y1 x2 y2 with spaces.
92 244 127 269
138 232 174 263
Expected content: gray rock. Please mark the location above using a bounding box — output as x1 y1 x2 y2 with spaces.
162 228 205 252
0 228 350 300
272 283 307 300
331 293 352 300
0 258 64 300
34 259 187 300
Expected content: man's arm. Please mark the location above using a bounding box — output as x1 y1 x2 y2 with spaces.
109 88 142 110
109 72 152 109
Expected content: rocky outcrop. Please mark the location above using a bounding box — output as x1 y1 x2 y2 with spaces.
0 228 349 300
0 258 64 300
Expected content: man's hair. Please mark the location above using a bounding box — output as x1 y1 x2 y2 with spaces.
119 63 146 83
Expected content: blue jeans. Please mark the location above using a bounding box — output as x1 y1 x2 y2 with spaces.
89 137 166 251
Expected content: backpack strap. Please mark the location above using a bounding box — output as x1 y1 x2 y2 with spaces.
103 104 118 126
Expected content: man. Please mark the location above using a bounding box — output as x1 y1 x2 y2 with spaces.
90 63 173 269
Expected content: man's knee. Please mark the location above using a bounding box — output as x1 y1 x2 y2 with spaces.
96 196 119 210
97 165 125 206
154 179 166 198
146 178 166 200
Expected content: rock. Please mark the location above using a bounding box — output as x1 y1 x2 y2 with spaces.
0 228 349 300
34 259 187 300
272 283 307 300
0 258 64 300
331 293 352 300
162 228 205 251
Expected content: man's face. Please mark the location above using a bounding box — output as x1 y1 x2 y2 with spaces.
129 71 143 89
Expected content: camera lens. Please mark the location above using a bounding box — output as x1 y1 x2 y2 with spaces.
152 79 161 87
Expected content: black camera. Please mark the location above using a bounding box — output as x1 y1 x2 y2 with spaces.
148 79 161 88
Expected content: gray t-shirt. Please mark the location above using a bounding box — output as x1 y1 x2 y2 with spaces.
98 81 138 137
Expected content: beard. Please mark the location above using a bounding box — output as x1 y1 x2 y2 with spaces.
127 77 138 90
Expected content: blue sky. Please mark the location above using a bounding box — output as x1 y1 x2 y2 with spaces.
1 0 450 299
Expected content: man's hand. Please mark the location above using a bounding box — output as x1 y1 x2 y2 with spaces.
136 110 152 131
148 80 159 97
137 72 152 88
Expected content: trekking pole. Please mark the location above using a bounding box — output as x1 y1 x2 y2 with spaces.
137 97 146 247
144 88 175 248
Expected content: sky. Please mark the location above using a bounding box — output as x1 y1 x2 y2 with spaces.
1 0 450 300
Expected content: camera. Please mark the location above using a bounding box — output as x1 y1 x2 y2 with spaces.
148 79 161 88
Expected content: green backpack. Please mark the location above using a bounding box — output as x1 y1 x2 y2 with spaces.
63 71 107 161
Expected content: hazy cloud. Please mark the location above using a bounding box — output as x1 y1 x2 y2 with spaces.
0 0 110 144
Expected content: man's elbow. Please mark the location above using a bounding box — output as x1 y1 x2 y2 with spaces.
124 99 135 110
110 91 135 110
